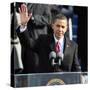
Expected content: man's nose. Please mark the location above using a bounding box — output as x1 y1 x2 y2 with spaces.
58 27 63 32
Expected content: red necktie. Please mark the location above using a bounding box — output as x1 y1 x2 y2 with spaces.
55 42 60 53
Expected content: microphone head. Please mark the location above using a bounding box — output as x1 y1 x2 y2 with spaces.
49 51 56 60
57 52 63 60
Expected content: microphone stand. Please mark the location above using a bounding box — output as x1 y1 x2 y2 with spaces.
53 63 62 72
54 64 60 72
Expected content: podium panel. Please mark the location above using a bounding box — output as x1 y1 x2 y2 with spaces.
11 72 88 87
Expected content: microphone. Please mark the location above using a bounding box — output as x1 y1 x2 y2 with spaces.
49 51 56 66
56 52 63 66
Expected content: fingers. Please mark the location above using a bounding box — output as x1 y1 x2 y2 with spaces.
19 4 27 13
18 4 32 25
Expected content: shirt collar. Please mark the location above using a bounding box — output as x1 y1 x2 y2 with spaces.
53 34 64 44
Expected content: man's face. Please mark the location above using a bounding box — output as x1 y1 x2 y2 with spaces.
52 19 68 40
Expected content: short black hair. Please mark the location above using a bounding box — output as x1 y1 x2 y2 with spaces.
51 13 68 24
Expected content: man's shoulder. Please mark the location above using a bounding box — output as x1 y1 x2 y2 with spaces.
70 40 78 49
38 34 48 39
66 37 78 47
37 34 49 42
38 34 53 44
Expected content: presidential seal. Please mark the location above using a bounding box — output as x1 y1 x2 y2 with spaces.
46 78 65 85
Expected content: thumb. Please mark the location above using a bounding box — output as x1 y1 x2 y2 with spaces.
28 13 32 21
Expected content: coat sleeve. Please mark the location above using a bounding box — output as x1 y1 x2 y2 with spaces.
16 27 40 52
71 44 81 72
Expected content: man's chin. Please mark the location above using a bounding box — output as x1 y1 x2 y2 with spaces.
56 36 63 40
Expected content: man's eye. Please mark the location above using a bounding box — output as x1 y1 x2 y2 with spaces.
62 26 65 28
56 25 60 27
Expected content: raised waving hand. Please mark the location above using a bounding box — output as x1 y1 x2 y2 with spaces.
19 4 32 26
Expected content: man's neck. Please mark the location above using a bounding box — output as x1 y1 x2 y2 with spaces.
53 34 64 43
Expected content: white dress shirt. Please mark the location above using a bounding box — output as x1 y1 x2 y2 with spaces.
53 34 64 54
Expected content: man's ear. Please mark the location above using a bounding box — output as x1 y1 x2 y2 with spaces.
67 23 69 30
66 25 68 31
67 19 69 31
64 25 68 33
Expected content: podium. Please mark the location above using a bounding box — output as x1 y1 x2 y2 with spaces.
11 72 88 87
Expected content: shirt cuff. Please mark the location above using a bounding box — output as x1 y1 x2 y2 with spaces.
20 25 27 33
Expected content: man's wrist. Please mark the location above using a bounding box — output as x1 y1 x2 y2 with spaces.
20 24 27 32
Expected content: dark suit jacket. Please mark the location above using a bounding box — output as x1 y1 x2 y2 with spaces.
17 28 81 73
